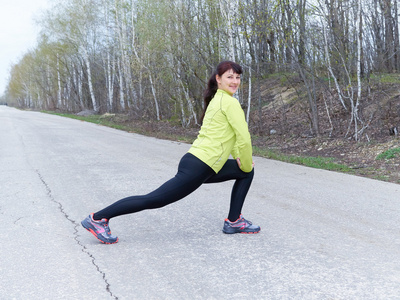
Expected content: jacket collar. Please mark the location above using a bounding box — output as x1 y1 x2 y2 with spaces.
216 89 232 96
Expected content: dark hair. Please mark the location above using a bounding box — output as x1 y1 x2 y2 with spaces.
201 61 243 121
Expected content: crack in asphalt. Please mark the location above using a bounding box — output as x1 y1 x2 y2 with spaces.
35 169 119 300
12 117 118 297
14 217 23 225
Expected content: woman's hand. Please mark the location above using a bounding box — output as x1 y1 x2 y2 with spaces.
236 157 241 168
236 158 255 168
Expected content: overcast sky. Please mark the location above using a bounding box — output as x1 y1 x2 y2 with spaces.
0 0 49 96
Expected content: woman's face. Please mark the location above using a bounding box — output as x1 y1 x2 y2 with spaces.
216 69 241 96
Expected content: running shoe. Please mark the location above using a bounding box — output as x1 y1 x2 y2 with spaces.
222 214 260 234
81 213 118 244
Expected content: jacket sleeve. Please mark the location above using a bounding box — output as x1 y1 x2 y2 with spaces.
224 97 253 172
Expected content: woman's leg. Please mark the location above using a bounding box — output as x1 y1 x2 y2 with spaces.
205 159 254 221
93 153 215 220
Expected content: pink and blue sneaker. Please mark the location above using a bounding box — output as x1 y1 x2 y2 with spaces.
222 214 260 234
81 213 118 244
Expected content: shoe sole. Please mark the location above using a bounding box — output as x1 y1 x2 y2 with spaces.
81 220 118 244
222 228 261 234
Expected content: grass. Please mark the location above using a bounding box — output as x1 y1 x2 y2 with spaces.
46 112 131 131
44 111 196 143
44 111 353 174
252 146 352 173
376 147 400 160
373 174 391 181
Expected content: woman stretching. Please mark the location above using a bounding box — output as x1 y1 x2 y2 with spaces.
81 61 260 244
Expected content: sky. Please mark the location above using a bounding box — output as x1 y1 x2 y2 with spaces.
0 0 49 96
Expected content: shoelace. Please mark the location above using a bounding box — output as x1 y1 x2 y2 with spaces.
237 215 252 225
241 219 251 227
244 218 252 225
94 218 111 234
100 221 111 234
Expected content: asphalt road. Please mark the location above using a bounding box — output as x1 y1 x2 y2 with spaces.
1 105 400 299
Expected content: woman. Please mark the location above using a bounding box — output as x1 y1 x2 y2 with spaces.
81 61 260 244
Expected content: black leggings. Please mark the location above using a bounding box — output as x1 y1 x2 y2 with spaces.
93 153 254 222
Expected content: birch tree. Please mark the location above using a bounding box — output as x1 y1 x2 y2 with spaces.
5 0 400 141
40 0 102 112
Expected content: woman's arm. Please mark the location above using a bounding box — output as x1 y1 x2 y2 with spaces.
225 98 253 172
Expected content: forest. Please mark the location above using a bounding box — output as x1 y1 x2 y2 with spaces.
3 0 400 142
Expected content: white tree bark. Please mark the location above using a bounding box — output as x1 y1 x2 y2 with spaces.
103 0 115 112
148 72 160 121
117 57 126 111
77 65 84 109
322 20 347 111
246 66 252 122
218 0 237 61
57 54 62 109
106 51 115 111
354 0 363 141
115 0 130 110
179 78 198 126
81 46 98 112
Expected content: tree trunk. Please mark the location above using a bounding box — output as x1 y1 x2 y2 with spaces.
298 0 306 66
81 46 98 112
117 57 126 111
393 0 400 71
148 72 160 121
381 0 394 72
57 54 62 109
246 66 252 122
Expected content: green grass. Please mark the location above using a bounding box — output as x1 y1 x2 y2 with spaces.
376 147 400 160
44 111 354 174
253 146 352 173
43 111 196 143
373 175 391 181
44 111 134 131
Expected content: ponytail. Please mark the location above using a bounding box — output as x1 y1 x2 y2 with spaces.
201 72 218 122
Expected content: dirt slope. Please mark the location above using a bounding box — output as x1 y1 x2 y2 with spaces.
247 75 400 183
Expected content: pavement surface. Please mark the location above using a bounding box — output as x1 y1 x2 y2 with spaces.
1 105 400 299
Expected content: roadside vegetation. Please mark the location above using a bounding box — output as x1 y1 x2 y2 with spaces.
45 111 387 182
376 147 400 160
4 0 399 184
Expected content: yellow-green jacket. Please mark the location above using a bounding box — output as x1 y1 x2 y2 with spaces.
188 89 253 173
